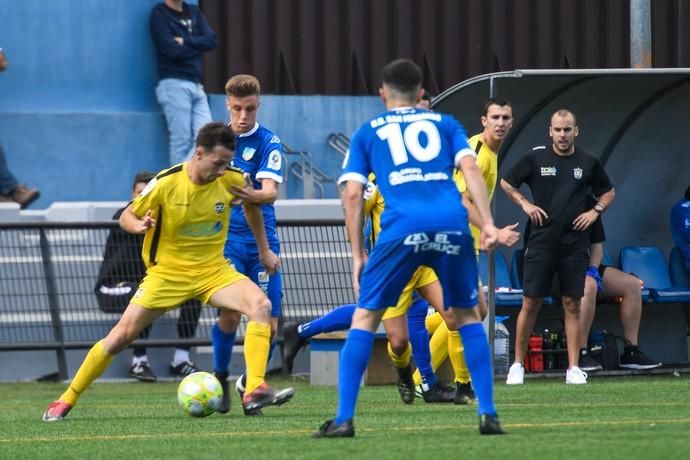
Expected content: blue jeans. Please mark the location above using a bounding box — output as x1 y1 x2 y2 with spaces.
0 142 19 195
155 78 213 165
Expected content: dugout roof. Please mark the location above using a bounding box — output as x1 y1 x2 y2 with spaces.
434 68 690 273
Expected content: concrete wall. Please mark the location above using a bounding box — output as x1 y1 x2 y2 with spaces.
0 0 381 208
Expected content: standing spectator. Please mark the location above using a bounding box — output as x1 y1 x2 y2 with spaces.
0 48 40 208
670 185 690 272
210 74 282 416
578 213 661 371
150 0 216 165
500 109 615 385
94 171 203 382
314 58 503 438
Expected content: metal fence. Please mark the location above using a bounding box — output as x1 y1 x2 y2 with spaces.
0 220 353 374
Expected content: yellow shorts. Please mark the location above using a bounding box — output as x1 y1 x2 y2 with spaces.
382 266 438 320
132 260 247 309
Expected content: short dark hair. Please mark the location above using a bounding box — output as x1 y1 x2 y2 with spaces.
685 185 690 201
483 97 512 116
382 59 422 96
133 171 155 190
196 122 236 152
421 90 433 103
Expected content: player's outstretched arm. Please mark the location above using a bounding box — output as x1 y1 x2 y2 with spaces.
230 178 279 205
243 202 280 274
118 206 155 234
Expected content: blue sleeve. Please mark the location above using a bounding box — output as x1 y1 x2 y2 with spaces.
184 7 217 51
255 135 284 183
339 127 370 184
150 8 202 59
448 117 472 163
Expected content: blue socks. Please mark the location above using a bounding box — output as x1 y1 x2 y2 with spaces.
335 328 374 425
407 297 436 388
299 303 356 339
459 322 496 416
211 322 236 374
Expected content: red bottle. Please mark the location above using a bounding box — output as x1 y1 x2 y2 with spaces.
529 334 544 372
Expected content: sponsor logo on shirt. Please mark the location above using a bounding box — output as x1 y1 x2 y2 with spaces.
242 147 256 161
179 221 224 237
267 150 282 171
363 181 376 200
540 166 557 176
214 202 225 213
134 288 144 299
389 167 449 186
404 232 461 255
573 167 583 180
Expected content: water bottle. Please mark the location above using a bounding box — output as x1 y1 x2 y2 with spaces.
494 316 510 376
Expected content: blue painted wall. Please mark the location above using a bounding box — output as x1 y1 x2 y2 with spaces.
0 0 381 207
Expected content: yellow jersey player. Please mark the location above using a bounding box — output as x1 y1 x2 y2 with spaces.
42 122 293 422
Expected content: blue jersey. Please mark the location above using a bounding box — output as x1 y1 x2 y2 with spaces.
340 107 474 244
227 123 283 246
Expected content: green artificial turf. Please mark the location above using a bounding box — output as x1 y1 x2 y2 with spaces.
2 375 689 459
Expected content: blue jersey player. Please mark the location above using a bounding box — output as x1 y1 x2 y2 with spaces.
211 74 283 415
313 59 504 438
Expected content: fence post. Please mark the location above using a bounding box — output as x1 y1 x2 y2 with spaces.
39 228 69 380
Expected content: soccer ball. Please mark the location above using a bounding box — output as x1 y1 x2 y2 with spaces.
177 371 223 417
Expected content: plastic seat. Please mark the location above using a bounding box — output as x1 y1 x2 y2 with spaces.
510 249 556 305
478 251 523 307
669 246 690 288
619 246 690 303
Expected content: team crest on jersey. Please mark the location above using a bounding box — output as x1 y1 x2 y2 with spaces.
573 167 583 180
269 135 281 144
214 201 225 213
267 150 282 171
258 271 269 283
242 147 256 161
540 166 557 176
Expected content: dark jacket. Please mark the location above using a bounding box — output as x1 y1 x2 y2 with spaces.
150 2 217 82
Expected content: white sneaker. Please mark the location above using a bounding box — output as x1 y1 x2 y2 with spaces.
565 366 588 384
506 363 525 385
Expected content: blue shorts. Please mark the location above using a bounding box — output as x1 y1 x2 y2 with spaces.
359 231 479 311
225 241 282 317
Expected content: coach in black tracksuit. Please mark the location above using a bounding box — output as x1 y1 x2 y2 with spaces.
500 109 615 385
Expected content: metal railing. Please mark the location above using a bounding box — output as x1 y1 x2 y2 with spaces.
0 220 353 378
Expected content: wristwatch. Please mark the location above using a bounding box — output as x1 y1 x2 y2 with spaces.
593 203 605 214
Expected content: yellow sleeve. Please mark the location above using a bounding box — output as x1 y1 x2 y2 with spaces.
131 175 162 217
220 167 248 202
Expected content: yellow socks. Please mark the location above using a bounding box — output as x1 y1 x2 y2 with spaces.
244 321 271 394
387 341 411 368
448 330 470 383
424 312 444 336
59 340 114 406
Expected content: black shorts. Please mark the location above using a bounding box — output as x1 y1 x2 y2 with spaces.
522 246 589 298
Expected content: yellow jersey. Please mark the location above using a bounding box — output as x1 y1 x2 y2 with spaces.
363 177 384 250
131 162 246 270
453 133 498 251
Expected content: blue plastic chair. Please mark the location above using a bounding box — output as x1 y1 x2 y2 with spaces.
619 246 690 303
478 251 523 307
